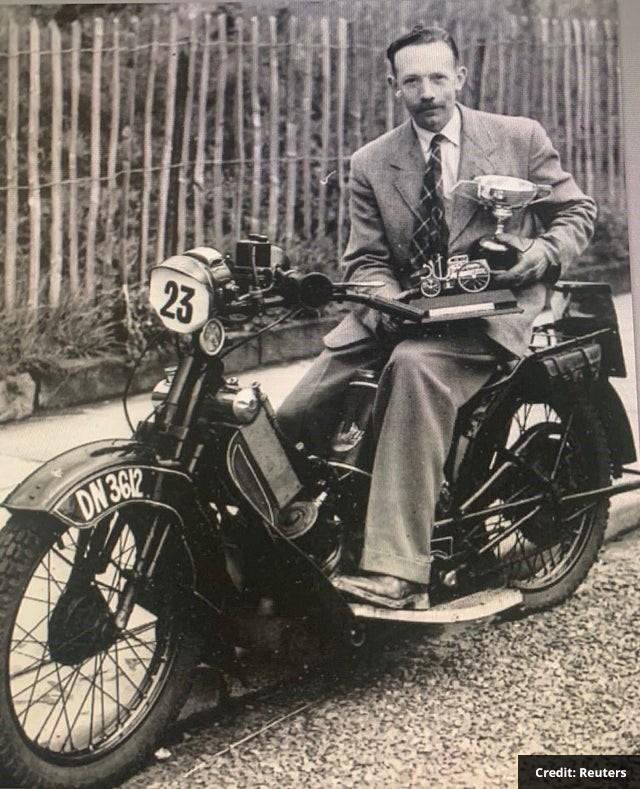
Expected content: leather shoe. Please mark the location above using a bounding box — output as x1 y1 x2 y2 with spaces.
332 572 430 610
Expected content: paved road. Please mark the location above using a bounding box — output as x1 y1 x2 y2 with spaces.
120 527 640 788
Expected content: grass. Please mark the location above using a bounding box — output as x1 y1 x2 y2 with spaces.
0 287 152 379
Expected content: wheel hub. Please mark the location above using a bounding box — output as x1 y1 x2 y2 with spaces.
48 582 120 665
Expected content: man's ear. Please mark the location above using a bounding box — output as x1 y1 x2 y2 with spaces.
387 73 397 91
455 65 468 93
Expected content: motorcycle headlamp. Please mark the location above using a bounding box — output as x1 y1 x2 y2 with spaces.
198 318 226 356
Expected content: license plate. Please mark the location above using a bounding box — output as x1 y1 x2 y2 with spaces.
59 467 149 524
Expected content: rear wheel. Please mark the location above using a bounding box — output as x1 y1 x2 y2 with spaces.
0 510 202 788
461 388 610 611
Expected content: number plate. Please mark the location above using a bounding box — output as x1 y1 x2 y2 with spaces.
149 267 210 333
55 467 151 525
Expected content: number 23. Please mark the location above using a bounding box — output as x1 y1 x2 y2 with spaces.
160 280 195 324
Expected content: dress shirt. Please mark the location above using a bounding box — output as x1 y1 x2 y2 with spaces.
412 105 462 200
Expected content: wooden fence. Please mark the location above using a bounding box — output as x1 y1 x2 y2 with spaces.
0 10 625 314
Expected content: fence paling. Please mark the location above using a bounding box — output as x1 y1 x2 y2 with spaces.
234 16 246 239
550 18 560 132
284 16 298 244
318 17 330 238
28 20 41 312
213 13 228 243
495 20 505 115
301 18 313 239
582 19 594 197
478 23 492 111
541 18 550 123
604 19 616 203
590 21 603 191
139 16 159 282
5 18 19 313
573 18 586 191
267 16 280 239
520 17 531 117
167 48 188 257
176 19 197 252
49 20 63 309
85 17 104 300
615 19 625 207
350 21 363 156
366 18 378 144
103 18 121 289
68 20 80 295
336 18 347 260
119 16 139 286
194 13 211 247
562 18 574 176
156 14 179 264
249 16 262 235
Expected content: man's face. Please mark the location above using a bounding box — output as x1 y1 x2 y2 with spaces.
391 41 467 132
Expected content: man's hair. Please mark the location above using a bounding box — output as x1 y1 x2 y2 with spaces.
386 25 459 75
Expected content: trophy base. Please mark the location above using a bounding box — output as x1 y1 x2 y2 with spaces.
470 237 519 271
414 289 522 324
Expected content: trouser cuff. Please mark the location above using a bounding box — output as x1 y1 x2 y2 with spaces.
360 548 431 585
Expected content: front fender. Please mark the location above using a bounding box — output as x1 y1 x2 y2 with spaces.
3 438 234 611
3 439 193 528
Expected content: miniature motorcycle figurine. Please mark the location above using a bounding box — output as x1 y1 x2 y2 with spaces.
0 235 638 788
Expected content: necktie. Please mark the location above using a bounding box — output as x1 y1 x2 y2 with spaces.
410 133 449 278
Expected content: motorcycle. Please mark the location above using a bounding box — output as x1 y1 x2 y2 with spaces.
0 234 637 788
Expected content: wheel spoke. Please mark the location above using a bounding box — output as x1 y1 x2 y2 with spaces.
3 512 184 763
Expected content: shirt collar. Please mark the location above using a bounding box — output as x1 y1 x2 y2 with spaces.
412 104 462 148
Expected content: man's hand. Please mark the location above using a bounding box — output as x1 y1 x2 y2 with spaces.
491 234 549 288
376 312 404 347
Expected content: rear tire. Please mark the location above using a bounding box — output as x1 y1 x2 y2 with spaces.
462 387 610 612
0 513 201 789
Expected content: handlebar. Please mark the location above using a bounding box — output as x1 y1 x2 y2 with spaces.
222 269 425 323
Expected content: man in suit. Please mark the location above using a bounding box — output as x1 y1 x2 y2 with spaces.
277 25 596 609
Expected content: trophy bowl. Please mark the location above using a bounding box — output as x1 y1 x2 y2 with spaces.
453 175 552 269
473 174 549 208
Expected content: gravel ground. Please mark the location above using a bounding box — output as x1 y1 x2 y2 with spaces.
123 530 640 789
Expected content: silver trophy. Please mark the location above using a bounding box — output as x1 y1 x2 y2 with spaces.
453 175 552 268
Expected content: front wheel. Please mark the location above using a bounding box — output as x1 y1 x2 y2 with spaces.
0 510 202 788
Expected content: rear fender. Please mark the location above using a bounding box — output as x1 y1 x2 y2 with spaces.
3 439 230 606
592 380 637 474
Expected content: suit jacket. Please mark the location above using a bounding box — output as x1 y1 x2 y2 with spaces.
324 103 597 357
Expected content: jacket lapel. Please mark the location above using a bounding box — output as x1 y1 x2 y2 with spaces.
390 120 426 224
449 104 499 247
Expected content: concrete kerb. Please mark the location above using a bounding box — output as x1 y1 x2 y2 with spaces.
0 317 340 426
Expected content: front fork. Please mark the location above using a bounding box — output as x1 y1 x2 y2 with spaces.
112 350 224 629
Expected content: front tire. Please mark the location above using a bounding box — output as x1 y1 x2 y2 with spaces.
0 512 201 788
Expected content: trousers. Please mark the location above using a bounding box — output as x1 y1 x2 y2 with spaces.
277 330 500 584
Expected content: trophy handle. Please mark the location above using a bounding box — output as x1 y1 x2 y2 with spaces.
451 179 483 203
530 184 552 204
